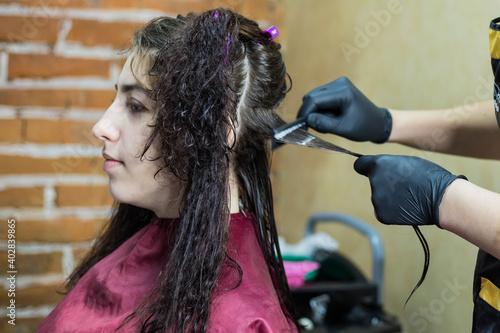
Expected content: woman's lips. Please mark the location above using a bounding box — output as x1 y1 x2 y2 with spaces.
102 152 123 171
103 159 124 171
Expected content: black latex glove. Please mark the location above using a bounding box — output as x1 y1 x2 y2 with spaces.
354 155 467 227
297 77 392 143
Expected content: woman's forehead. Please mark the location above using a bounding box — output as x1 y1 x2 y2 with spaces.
117 54 153 90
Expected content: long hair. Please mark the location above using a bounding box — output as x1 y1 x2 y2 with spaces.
63 9 295 332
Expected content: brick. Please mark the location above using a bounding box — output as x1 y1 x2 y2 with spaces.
8 54 111 79
55 185 113 207
2 0 141 9
0 16 59 43
0 119 23 143
0 251 63 274
73 247 91 266
66 19 143 48
1 0 284 19
0 88 115 108
139 0 274 16
0 218 107 243
0 155 105 175
141 0 214 13
5 0 196 10
25 118 63 143
0 317 44 333
25 119 101 145
98 0 141 8
114 57 127 69
63 119 102 145
0 283 65 307
0 187 44 208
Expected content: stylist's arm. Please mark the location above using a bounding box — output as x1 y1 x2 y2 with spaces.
353 154 465 227
354 154 500 260
297 77 500 260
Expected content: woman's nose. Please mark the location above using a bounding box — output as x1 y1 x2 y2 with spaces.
92 104 120 142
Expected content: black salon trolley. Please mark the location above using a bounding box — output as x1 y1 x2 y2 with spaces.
289 212 402 333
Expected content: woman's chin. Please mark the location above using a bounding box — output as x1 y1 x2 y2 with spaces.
107 183 133 206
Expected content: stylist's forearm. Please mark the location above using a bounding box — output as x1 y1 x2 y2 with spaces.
387 100 500 159
439 179 500 260
388 108 454 151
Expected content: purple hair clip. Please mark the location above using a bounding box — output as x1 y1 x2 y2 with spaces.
263 26 279 41
213 11 219 19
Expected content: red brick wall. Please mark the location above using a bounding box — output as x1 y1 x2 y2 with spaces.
0 1 283 331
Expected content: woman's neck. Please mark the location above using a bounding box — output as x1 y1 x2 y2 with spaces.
229 169 240 214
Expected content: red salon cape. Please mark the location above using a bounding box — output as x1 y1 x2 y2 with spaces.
37 212 297 332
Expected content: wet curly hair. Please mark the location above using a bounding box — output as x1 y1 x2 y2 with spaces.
63 8 295 332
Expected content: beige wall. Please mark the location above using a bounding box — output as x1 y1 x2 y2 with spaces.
277 0 500 332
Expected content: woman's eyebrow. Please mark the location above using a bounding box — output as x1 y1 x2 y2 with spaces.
114 83 148 94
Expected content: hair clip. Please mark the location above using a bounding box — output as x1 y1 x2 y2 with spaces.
263 26 279 41
213 11 219 19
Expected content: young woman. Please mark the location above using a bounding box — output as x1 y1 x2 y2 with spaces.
37 9 298 333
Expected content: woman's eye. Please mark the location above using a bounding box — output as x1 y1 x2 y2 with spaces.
126 101 146 113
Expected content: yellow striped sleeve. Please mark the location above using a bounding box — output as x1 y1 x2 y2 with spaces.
491 24 500 59
480 277 500 311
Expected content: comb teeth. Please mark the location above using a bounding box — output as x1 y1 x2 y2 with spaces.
299 135 314 145
276 127 363 158
274 121 306 140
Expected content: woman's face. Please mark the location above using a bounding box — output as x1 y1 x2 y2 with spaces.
92 55 182 218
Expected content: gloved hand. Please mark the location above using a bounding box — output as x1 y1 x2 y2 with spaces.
354 154 467 227
297 77 392 143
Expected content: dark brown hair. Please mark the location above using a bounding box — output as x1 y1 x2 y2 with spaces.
63 9 295 332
